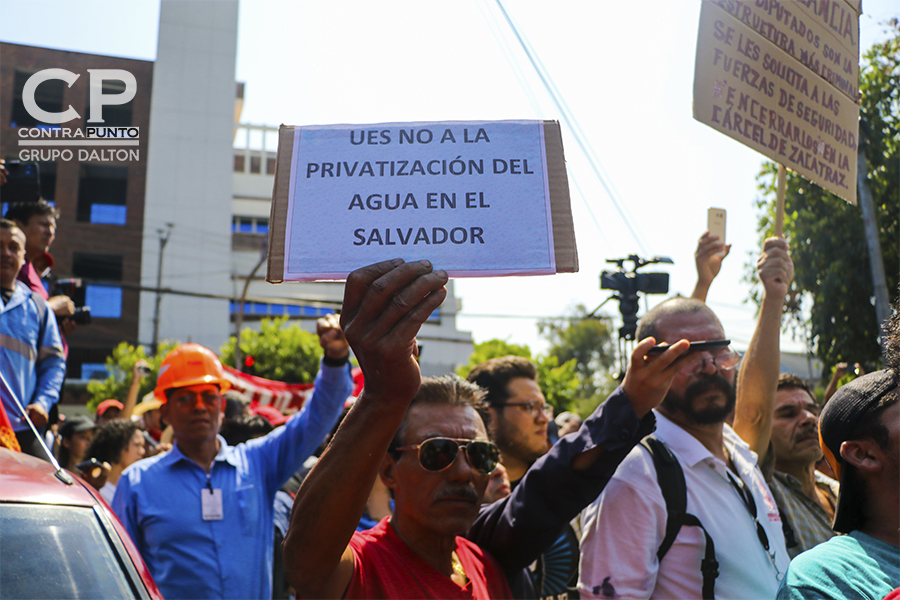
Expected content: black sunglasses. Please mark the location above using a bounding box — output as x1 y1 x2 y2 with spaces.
394 437 500 475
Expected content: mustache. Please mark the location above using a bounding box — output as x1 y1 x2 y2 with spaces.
434 486 480 503
796 427 819 442
684 373 734 398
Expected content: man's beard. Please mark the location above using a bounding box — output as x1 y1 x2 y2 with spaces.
661 374 736 425
493 419 549 467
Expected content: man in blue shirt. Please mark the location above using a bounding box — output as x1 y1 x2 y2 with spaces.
0 219 65 459
113 319 353 600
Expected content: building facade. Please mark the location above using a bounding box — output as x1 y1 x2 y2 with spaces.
0 42 153 382
230 122 474 377
2 0 473 396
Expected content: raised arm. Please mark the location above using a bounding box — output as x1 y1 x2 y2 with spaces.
691 231 731 302
120 360 150 421
822 362 864 404
823 363 849 404
732 237 794 460
469 337 695 574
252 313 353 495
282 259 447 599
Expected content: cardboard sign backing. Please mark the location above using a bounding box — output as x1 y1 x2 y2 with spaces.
693 0 860 204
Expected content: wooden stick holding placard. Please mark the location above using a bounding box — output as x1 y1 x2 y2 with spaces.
774 164 786 238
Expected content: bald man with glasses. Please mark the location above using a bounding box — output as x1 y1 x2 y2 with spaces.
579 237 795 600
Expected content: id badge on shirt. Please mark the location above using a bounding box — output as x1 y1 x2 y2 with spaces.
201 488 224 521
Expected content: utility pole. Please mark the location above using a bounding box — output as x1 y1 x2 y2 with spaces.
151 224 174 356
857 142 890 339
235 238 268 369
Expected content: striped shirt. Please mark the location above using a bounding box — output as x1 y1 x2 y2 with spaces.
769 470 840 559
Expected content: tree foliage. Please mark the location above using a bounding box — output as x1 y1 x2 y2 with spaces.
86 340 180 411
458 304 617 416
457 338 534 369
220 317 323 383
456 339 580 414
538 304 617 403
750 21 899 376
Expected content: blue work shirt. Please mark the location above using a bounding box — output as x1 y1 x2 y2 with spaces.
112 362 353 600
0 281 65 431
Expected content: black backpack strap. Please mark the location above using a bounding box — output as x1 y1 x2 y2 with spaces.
641 435 719 600
682 514 719 600
641 435 686 561
779 505 799 551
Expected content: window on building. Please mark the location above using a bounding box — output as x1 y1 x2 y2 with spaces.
266 157 277 175
249 156 261 174
10 70 64 128
234 154 245 172
233 216 269 234
77 165 128 224
72 253 123 319
73 253 122 281
37 161 57 201
80 363 110 380
227 301 337 319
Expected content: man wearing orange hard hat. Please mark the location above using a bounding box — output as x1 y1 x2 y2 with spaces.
112 314 354 600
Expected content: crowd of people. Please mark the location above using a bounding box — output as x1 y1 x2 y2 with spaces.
2 159 898 600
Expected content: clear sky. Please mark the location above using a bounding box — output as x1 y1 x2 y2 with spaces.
2 0 896 360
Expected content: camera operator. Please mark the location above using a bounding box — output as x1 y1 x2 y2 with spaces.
3 201 78 347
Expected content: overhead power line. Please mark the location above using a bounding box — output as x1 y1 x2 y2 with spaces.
492 0 649 255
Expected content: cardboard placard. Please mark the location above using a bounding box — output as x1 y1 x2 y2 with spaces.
267 120 577 282
704 0 860 102
694 1 859 204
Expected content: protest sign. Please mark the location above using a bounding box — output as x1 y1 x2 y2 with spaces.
694 0 860 204
267 120 577 282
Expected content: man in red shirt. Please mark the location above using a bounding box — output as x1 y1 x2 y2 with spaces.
283 260 510 599
4 201 76 343
283 259 694 599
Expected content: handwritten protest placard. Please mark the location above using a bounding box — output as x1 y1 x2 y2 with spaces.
267 120 577 282
694 0 860 204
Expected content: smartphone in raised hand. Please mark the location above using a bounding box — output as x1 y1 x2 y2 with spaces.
645 339 731 355
707 207 727 256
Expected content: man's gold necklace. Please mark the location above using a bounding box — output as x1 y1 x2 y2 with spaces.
451 552 467 580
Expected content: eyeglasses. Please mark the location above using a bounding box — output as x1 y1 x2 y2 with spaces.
680 347 740 376
170 390 221 409
394 437 500 475
498 400 553 418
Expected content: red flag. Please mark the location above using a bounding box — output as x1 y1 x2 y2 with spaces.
0 402 21 452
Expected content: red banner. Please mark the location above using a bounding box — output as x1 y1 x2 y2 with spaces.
222 365 362 414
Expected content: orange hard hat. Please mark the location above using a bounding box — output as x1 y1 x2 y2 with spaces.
154 343 232 402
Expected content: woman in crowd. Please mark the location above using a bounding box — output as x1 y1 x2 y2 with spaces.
56 415 96 472
86 419 146 504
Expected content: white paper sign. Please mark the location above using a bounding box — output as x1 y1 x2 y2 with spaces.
277 120 564 281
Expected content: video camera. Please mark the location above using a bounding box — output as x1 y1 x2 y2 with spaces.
600 255 672 340
52 279 92 325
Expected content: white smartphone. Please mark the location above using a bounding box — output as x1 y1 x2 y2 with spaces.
707 207 727 256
